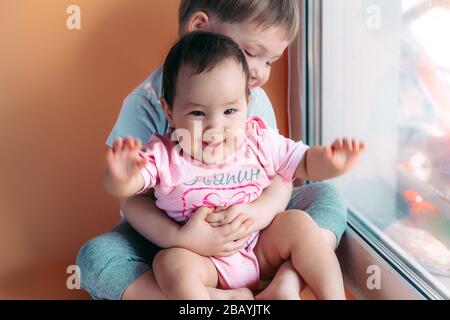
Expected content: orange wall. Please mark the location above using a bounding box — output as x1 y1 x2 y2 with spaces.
0 0 287 298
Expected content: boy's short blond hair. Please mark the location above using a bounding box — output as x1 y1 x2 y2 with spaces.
179 0 299 42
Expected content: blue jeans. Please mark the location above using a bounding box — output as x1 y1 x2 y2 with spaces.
76 182 347 299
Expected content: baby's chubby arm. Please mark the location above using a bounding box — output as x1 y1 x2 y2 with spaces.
295 138 366 181
103 137 147 198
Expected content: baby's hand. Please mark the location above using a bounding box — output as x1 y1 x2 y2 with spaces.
324 138 365 174
106 137 147 183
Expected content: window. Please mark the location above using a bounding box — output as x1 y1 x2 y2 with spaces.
313 0 450 298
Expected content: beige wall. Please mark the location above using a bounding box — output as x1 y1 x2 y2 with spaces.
0 0 288 298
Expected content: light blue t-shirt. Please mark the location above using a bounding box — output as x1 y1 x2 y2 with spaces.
107 66 278 146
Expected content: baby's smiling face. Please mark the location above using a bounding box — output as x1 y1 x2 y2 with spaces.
162 58 249 165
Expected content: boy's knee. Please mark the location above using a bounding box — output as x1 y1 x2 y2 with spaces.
76 237 109 297
309 182 348 220
76 237 104 278
77 234 126 270
309 181 340 197
76 235 150 300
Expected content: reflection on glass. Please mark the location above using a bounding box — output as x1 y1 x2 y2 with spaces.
394 0 450 282
321 0 450 295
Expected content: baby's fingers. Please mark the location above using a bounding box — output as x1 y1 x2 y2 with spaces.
223 235 252 253
351 139 366 154
112 138 123 152
350 139 358 152
224 216 253 241
216 248 240 257
122 136 136 150
206 212 225 224
221 214 247 238
343 138 353 152
136 139 143 150
324 144 333 159
136 155 148 169
105 148 115 167
333 138 366 154
332 138 344 150
358 141 366 152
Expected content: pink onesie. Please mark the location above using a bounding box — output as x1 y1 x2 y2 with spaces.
138 116 309 289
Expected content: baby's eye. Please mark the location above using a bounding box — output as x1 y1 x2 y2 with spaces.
189 111 205 117
224 108 237 115
266 61 273 67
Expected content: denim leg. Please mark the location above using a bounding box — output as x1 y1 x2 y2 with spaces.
287 182 348 246
76 222 160 300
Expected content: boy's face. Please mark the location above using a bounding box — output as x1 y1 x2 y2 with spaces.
210 21 290 89
163 59 249 165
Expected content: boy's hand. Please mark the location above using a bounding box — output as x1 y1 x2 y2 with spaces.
106 137 147 183
206 203 251 227
179 206 253 257
324 138 365 174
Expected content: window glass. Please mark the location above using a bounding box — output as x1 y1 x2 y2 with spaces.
322 0 450 294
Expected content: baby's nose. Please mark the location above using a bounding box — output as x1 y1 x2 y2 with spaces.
204 117 223 131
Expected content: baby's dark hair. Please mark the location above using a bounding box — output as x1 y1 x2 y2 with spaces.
162 31 250 109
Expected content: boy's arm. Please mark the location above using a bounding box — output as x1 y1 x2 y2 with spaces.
119 194 183 248
121 193 253 256
244 175 292 233
296 138 365 181
206 175 292 233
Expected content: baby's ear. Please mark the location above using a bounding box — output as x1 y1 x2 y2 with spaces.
160 98 173 123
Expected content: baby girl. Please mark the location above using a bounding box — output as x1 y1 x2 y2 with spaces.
103 31 365 299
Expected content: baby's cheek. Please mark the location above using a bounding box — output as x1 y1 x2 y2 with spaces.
178 138 195 156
